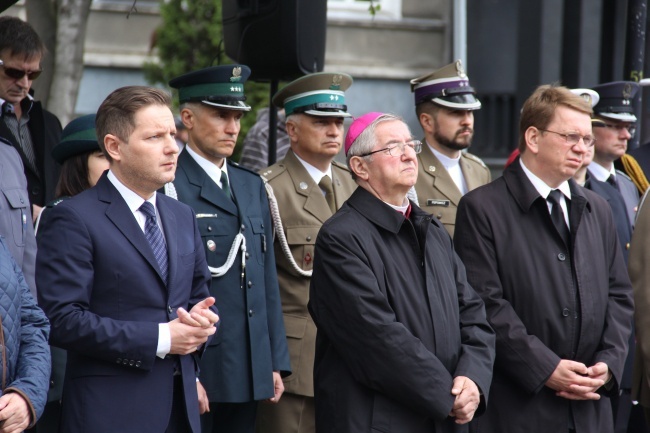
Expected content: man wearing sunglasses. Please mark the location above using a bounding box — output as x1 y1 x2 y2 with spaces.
588 81 640 229
0 16 62 222
409 60 491 238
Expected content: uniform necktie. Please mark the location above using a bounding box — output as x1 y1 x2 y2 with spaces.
606 174 619 190
319 175 336 214
547 189 570 246
140 201 169 284
220 171 233 200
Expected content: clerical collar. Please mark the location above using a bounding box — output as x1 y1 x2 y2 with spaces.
385 197 411 216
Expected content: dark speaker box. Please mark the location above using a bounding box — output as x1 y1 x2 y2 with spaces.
222 0 327 82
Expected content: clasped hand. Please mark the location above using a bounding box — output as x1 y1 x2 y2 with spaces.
546 360 609 400
169 297 219 355
449 376 481 424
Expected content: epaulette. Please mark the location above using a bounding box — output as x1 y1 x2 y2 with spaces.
260 164 287 182
45 197 70 208
228 159 263 177
332 159 351 172
463 152 488 168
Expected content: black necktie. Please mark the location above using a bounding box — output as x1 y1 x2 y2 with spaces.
547 189 570 246
140 202 169 284
606 174 619 190
319 175 336 214
220 171 233 200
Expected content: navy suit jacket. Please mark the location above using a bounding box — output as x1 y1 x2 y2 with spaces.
36 173 213 433
173 150 290 403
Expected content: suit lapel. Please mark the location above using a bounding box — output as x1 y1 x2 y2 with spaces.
284 151 332 223
418 144 462 206
178 150 239 216
98 175 166 284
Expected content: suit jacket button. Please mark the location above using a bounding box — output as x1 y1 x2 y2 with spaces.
168 305 173 314
557 253 566 261
562 308 570 317
116 358 122 364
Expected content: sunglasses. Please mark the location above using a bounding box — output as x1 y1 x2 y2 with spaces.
0 60 42 81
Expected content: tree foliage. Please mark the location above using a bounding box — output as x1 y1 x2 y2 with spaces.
143 0 271 161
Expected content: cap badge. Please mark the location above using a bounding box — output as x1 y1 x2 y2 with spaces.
455 61 467 79
230 67 242 83
579 92 592 105
623 83 632 100
330 74 343 90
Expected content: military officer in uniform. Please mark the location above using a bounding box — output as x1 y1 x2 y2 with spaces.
410 60 491 237
256 73 357 433
588 81 640 228
169 65 291 433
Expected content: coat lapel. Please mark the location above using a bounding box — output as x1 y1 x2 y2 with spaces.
98 175 167 285
178 150 239 216
284 151 332 223
417 144 462 206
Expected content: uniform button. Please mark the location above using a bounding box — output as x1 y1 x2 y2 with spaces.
248 281 253 288
136 361 141 368
116 358 122 364
168 305 173 314
245 252 250 259
557 253 566 261
241 224 246 231
626 243 631 250
436 213 442 219
207 225 212 232
249 309 254 317
261 223 264 229
123 359 128 365
129 360 135 366
306 236 312 242
562 308 570 317
20 198 24 204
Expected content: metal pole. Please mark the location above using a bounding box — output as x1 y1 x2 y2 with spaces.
624 0 647 150
453 0 467 64
267 80 279 166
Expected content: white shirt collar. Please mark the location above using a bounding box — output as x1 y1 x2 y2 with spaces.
293 152 332 185
185 145 228 187
519 159 571 200
429 143 461 169
587 161 615 182
107 170 157 213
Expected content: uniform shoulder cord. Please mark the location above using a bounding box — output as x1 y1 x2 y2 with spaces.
164 182 246 278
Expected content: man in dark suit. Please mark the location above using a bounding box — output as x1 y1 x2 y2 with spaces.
455 84 634 433
36 86 219 433
169 66 290 433
0 16 62 220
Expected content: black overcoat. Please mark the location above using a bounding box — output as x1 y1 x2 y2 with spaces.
308 187 495 433
454 161 634 433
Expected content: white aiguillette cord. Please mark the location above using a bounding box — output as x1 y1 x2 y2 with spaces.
164 182 245 278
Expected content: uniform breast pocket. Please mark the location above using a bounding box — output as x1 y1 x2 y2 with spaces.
248 216 267 266
2 188 29 247
285 226 319 271
195 215 230 268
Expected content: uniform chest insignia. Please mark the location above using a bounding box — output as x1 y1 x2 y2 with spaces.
207 240 217 252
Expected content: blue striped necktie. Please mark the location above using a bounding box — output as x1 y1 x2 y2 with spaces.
140 201 169 284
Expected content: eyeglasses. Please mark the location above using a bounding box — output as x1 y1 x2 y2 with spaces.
537 129 596 148
592 122 636 138
359 140 422 157
0 60 42 81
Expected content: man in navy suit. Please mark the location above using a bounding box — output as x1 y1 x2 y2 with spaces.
169 65 290 433
36 86 219 433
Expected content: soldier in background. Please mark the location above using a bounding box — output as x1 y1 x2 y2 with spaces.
256 72 357 433
410 60 491 237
